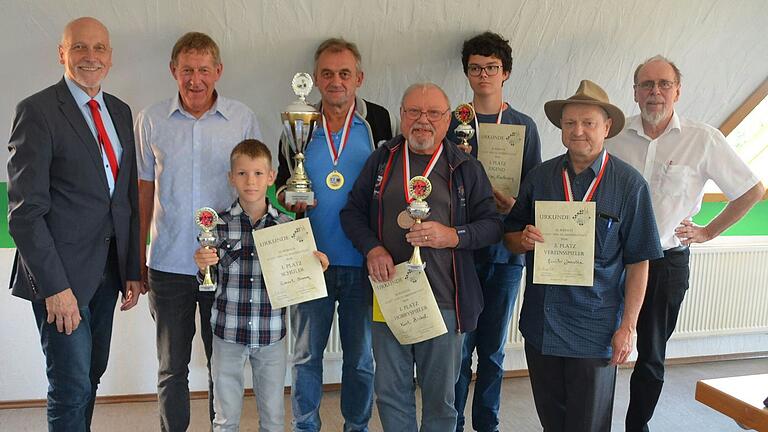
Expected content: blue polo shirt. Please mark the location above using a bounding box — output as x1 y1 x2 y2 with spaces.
304 114 372 267
447 104 542 266
505 150 662 358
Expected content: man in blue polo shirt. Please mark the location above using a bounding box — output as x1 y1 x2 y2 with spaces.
276 37 393 432
504 80 662 432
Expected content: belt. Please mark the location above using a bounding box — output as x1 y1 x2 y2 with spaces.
664 245 689 256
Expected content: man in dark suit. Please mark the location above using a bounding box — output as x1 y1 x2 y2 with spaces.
7 16 141 431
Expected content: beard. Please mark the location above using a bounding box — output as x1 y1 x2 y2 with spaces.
407 121 436 152
640 101 671 126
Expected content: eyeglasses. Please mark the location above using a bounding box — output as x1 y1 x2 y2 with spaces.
634 80 678 91
402 108 449 121
467 64 502 77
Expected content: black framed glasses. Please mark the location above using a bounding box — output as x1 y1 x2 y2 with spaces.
467 64 502 77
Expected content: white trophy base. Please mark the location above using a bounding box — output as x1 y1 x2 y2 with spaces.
284 190 314 206
406 262 426 272
198 283 216 292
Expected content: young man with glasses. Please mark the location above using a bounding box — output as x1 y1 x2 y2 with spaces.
341 83 502 432
447 31 541 432
606 55 764 432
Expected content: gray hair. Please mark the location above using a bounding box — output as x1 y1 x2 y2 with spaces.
400 82 451 108
634 55 682 84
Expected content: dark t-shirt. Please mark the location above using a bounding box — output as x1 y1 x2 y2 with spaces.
380 145 455 308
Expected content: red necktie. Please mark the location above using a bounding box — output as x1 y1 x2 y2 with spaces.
87 99 119 181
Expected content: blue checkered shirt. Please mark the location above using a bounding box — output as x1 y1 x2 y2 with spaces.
207 200 293 346
505 150 663 358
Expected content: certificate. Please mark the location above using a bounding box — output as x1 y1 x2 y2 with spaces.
533 201 596 287
369 262 447 344
477 123 525 197
252 218 327 308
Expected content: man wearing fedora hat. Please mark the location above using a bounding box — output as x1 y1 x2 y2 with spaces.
606 56 764 432
503 80 663 431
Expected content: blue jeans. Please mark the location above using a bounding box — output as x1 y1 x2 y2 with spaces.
32 245 120 432
212 336 287 432
290 266 374 432
372 309 463 432
455 262 523 432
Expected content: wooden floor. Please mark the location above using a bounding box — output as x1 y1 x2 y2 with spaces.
1 358 766 431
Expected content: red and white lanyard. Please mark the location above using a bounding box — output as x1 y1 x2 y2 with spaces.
402 141 443 203
562 151 609 202
472 101 505 132
322 102 356 167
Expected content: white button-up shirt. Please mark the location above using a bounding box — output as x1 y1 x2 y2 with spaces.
607 112 759 250
135 94 264 275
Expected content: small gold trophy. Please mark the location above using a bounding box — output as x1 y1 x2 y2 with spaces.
406 176 433 272
279 73 321 205
453 103 476 152
195 207 220 291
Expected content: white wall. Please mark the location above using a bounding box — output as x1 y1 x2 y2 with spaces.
2 0 768 402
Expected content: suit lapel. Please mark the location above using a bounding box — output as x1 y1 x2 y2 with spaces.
55 79 110 193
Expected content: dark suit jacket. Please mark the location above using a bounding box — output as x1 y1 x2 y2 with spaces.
7 78 140 305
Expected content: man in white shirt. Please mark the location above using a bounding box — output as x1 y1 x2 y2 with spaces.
606 55 765 432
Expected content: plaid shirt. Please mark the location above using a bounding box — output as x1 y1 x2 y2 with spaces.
208 199 293 346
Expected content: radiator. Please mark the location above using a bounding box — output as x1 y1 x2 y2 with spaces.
283 240 768 355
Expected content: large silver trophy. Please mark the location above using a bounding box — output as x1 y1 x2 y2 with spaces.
279 73 321 205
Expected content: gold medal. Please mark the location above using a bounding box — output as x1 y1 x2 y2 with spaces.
397 210 415 229
326 170 345 190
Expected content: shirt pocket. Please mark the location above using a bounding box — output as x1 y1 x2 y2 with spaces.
218 238 242 270
660 164 694 198
595 213 621 264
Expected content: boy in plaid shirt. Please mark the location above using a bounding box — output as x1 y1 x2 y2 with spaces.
194 139 329 431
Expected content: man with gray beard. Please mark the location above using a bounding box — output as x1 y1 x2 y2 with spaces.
340 83 502 431
606 55 764 432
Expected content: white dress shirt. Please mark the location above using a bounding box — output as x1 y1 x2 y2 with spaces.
607 112 759 250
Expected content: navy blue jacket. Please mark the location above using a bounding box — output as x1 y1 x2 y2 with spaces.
340 135 502 332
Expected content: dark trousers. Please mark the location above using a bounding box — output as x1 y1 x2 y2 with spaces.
525 343 617 432
148 269 214 432
32 241 120 432
626 248 690 432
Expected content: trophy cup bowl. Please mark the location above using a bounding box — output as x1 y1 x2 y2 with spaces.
279 73 321 206
453 103 476 151
406 176 433 272
454 122 475 144
195 207 220 291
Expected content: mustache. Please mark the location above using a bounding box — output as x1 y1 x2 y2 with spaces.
409 122 435 134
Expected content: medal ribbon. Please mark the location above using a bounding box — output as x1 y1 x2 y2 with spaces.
322 102 356 167
402 141 443 203
472 101 505 133
562 151 609 202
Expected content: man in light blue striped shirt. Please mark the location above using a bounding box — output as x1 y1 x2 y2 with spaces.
135 31 264 432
